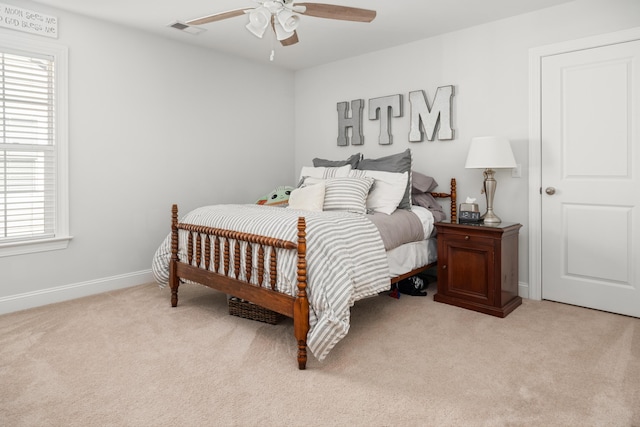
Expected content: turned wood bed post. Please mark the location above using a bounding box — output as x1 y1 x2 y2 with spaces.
294 217 310 370
430 178 457 222
170 204 180 307
450 178 457 223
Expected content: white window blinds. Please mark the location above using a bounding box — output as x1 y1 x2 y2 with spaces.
0 50 56 243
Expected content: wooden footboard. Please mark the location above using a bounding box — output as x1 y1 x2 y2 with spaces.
168 178 456 369
169 205 310 369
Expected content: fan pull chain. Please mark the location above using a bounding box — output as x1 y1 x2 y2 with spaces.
270 30 276 61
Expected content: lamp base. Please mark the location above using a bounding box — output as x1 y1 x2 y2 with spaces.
482 210 502 224
482 168 502 224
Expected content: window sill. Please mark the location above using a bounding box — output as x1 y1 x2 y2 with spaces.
0 236 73 258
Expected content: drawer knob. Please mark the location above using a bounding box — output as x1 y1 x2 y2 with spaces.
442 265 447 269
465 235 470 240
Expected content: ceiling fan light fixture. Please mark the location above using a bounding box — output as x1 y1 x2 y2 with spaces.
273 20 295 41
184 1 376 49
276 9 299 32
245 7 271 38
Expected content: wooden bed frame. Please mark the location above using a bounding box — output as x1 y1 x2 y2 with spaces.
169 178 456 370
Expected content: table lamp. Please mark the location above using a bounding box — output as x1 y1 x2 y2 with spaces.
464 136 516 224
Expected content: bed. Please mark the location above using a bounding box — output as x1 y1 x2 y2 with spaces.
152 150 456 369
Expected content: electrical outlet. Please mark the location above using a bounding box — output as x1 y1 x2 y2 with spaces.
512 164 522 178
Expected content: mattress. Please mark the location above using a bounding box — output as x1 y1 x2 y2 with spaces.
371 205 437 278
387 238 437 278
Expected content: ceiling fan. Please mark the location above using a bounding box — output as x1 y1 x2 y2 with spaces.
181 1 376 47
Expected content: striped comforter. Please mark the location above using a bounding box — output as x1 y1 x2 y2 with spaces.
152 204 390 361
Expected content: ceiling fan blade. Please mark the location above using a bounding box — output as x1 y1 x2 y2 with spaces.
280 31 299 46
186 8 252 26
295 3 376 23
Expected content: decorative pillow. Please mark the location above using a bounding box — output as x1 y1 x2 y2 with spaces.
298 164 351 183
412 171 438 193
301 176 374 214
288 181 326 211
349 169 408 215
313 153 362 169
357 149 412 210
256 186 294 206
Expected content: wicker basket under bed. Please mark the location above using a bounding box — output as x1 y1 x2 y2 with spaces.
228 296 284 325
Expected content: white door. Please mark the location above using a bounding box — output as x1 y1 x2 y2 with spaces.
541 40 640 318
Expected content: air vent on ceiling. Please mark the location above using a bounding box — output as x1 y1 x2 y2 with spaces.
168 21 206 35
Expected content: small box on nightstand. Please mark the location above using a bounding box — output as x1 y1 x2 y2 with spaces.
458 203 482 224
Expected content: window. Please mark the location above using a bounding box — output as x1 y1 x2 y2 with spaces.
0 34 69 257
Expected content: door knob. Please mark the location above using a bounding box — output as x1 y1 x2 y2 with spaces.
545 187 556 195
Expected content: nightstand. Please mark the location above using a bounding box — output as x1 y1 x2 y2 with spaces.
433 221 522 317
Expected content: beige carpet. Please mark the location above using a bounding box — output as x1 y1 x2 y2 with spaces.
0 281 638 427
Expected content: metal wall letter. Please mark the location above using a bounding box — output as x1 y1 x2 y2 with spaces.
369 95 403 145
336 99 364 146
409 86 455 141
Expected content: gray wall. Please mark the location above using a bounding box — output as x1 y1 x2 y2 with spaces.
0 1 295 312
2 0 639 312
293 0 640 298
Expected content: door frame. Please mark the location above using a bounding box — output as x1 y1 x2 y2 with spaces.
528 27 640 300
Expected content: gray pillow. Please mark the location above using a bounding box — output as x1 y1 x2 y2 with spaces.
412 193 445 222
412 171 438 193
357 149 412 210
313 153 361 168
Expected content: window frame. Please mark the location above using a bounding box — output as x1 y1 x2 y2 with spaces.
0 32 70 257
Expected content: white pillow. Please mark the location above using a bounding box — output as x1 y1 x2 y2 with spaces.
298 164 351 182
287 181 325 211
349 169 408 215
301 176 373 214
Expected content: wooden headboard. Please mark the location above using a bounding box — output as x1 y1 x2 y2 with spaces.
430 178 457 223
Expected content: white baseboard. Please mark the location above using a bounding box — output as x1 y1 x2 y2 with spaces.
0 274 531 316
518 281 529 299
0 270 154 315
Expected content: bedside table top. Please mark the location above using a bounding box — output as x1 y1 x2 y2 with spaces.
437 221 521 230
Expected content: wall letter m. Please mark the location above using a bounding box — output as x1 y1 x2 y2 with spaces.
409 86 455 141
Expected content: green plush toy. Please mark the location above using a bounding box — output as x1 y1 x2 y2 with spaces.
256 186 294 206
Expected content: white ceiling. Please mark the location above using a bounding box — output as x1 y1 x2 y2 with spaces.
29 0 576 70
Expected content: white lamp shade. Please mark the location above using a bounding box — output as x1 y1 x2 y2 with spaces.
246 7 270 38
465 136 517 169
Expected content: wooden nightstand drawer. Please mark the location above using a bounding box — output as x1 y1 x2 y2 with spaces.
434 222 522 317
